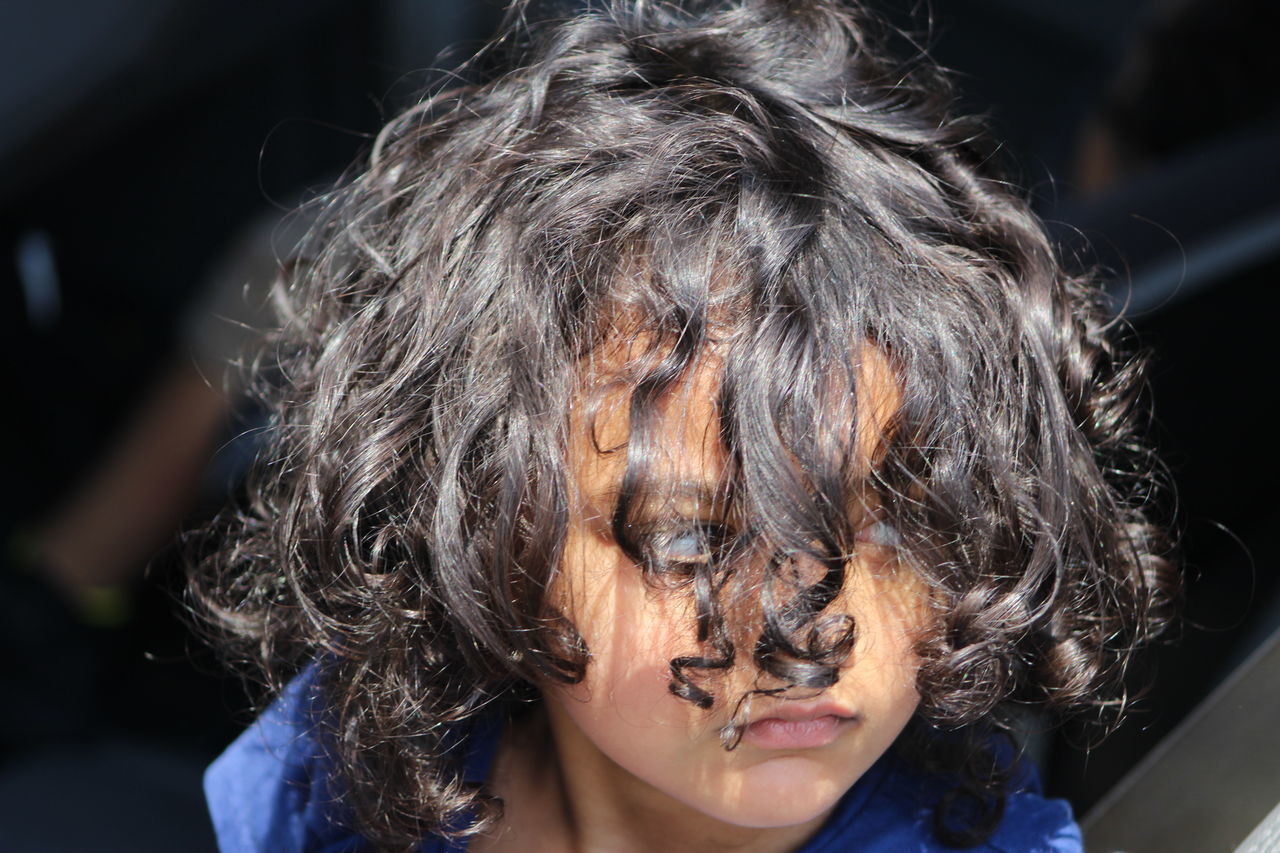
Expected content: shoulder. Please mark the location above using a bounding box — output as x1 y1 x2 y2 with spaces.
203 667 368 852
983 790 1082 853
204 667 498 853
800 749 1082 853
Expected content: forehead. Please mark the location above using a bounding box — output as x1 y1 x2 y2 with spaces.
569 341 901 500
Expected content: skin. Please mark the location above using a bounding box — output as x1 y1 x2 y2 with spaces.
475 348 928 853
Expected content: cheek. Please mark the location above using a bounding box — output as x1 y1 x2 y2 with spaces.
830 566 927 721
547 537 720 795
554 529 700 726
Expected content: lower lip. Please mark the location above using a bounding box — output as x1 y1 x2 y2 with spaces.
741 715 853 750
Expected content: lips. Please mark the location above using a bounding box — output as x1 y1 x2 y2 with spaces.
740 705 858 750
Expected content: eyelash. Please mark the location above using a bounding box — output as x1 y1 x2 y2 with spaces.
637 516 898 575
855 519 901 548
641 521 730 573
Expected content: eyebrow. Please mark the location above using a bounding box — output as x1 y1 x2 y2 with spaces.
595 479 732 519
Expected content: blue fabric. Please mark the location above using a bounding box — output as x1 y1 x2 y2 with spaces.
205 673 1082 853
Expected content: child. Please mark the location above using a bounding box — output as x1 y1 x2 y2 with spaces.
193 1 1176 850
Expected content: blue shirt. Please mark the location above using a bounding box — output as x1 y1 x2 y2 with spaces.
205 673 1082 852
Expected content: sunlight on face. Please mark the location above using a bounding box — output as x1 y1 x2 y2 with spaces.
539 345 928 832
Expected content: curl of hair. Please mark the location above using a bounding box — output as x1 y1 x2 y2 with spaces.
190 1 1177 849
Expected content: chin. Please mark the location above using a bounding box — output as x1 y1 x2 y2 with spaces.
690 757 853 829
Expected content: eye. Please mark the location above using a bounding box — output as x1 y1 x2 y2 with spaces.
855 519 901 548
643 521 729 572
663 527 716 561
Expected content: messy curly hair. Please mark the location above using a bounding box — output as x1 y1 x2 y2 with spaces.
191 0 1177 848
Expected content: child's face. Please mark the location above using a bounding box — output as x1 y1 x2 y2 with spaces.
542 346 927 831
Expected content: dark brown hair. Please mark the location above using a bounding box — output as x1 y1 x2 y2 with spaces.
191 0 1177 848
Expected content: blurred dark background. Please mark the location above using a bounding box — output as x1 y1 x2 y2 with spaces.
1 0 1277 850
